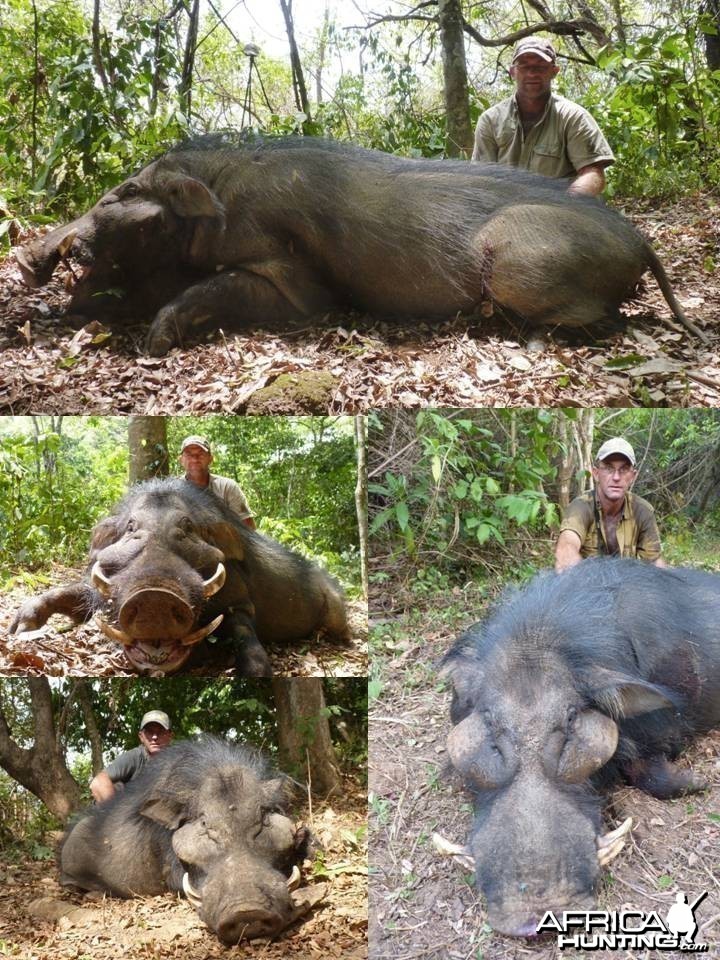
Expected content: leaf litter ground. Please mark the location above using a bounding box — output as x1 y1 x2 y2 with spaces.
368 592 720 960
0 567 368 677
0 194 718 411
0 786 367 960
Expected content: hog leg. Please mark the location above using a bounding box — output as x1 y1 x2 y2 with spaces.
144 262 337 356
220 609 272 677
10 582 98 634
622 756 707 799
473 204 647 328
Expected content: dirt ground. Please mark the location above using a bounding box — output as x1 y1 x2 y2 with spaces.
0 788 368 960
0 194 718 412
368 600 720 960
0 567 368 677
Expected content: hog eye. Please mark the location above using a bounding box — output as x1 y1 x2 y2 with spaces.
119 181 140 199
179 516 194 535
125 518 136 533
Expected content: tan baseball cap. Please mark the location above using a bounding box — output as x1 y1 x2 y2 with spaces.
180 435 211 454
511 37 557 64
595 438 636 466
140 710 172 730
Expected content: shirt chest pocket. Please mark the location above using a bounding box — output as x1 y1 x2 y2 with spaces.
533 139 563 159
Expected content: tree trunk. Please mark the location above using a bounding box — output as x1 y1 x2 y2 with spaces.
92 0 109 90
73 681 105 775
556 414 573 510
179 0 200 118
128 416 169 484
354 416 369 599
0 679 82 820
271 679 342 796
701 0 720 70
279 0 313 131
437 0 473 157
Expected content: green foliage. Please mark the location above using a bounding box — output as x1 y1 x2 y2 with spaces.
0 418 127 578
370 411 559 571
0 0 187 216
0 416 360 594
585 26 720 198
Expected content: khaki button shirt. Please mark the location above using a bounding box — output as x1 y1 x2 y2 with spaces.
559 491 662 561
207 474 254 522
472 93 614 179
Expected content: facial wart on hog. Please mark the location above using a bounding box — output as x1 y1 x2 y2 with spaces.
10 478 349 676
437 558 720 938
16 135 701 355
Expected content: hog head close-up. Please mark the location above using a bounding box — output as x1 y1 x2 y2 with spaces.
60 737 316 945
10 477 349 677
437 558 720 938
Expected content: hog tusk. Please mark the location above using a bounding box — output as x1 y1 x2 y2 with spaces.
180 613 225 646
287 865 301 891
203 562 226 598
182 872 203 908
597 817 633 866
598 817 633 848
57 229 78 258
90 561 113 597
432 832 475 871
95 615 134 647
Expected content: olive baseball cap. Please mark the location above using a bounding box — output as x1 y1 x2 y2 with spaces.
180 435 211 454
595 438 636 466
140 710 172 730
511 37 557 64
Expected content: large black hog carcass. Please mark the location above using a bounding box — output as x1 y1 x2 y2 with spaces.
436 558 720 938
10 478 349 675
60 737 318 944
16 135 695 356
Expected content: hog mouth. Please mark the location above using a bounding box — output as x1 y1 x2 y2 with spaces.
432 817 633 938
91 560 226 671
184 869 300 942
96 612 224 673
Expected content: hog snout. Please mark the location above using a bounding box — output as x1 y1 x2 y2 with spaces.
118 587 195 640
15 243 59 288
216 903 286 943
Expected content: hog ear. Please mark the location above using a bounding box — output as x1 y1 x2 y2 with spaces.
88 517 122 557
588 670 678 719
197 522 245 561
139 793 187 830
555 710 619 783
262 777 293 806
164 174 224 220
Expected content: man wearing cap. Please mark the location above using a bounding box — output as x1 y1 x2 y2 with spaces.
555 437 666 572
472 37 614 196
89 711 173 803
179 435 256 530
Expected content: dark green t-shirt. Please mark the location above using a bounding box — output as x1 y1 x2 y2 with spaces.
104 745 149 785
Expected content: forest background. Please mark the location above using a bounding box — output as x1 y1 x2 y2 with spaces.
1 0 719 241
369 407 720 686
0 414 362 593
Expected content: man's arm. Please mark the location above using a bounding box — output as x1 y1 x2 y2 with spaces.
555 529 584 572
472 113 499 162
568 163 606 197
90 770 115 803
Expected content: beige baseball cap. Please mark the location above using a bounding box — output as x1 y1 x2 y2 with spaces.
140 710 172 730
180 435 211 454
595 438 636 466
511 37 557 64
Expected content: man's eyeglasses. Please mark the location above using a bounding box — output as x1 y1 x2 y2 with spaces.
596 463 634 476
